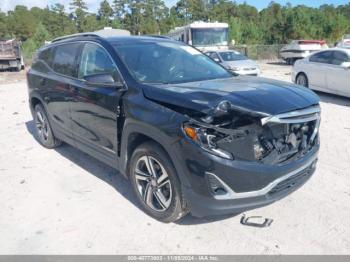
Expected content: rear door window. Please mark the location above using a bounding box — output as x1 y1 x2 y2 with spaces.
309 51 332 64
52 43 81 77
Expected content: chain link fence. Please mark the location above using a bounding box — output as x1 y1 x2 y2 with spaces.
231 44 285 61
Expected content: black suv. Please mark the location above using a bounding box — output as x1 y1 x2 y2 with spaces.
27 33 321 222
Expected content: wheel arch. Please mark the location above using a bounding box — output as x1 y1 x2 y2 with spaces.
295 71 309 86
30 96 42 108
29 95 45 116
119 121 191 187
296 71 307 78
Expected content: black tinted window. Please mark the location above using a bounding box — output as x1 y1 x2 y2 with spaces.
309 51 332 64
53 43 80 77
331 51 350 65
78 43 118 81
39 47 55 67
31 61 50 73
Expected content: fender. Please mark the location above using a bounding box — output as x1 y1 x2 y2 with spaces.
28 91 47 116
119 118 191 187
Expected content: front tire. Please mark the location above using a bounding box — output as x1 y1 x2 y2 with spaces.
129 142 188 222
296 73 309 88
33 104 62 148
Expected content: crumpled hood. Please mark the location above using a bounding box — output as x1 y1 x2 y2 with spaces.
142 76 320 116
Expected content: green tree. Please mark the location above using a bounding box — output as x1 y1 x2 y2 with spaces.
7 5 37 40
70 0 88 32
51 4 77 36
22 23 50 60
82 14 101 32
112 0 128 21
0 10 8 38
98 0 114 26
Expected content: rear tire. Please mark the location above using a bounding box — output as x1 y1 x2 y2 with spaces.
129 141 189 223
296 73 309 88
33 104 62 148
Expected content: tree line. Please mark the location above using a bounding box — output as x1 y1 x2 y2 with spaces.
0 0 349 59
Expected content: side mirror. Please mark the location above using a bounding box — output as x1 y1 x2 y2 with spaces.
213 57 220 63
340 62 350 69
83 73 123 87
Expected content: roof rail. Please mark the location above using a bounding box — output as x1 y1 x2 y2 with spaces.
146 35 172 39
52 29 131 43
52 33 100 43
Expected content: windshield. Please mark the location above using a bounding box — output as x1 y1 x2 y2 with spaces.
113 41 232 84
191 28 228 46
219 51 248 61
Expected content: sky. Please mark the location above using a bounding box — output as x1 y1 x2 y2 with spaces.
1 0 349 13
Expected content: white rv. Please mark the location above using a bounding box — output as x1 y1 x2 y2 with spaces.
167 21 229 52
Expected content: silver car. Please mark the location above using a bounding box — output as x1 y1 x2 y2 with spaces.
206 50 261 76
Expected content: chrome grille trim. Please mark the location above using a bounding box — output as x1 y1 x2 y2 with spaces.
261 105 321 126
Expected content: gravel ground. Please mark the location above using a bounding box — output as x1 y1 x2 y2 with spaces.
0 63 350 254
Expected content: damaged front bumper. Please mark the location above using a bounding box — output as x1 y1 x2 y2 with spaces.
173 104 320 217
174 140 318 217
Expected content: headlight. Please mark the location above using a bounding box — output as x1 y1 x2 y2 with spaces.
183 123 233 160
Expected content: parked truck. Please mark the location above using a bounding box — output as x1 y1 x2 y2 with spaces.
0 39 24 71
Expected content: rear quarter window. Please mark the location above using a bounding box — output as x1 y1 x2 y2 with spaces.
38 47 55 68
52 43 81 77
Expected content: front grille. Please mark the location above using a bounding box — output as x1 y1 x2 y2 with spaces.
257 105 321 165
268 164 314 196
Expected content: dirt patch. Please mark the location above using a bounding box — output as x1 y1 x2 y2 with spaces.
0 69 27 85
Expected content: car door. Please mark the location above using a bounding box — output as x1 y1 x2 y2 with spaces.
45 42 82 141
327 50 350 96
70 42 125 159
307 51 333 91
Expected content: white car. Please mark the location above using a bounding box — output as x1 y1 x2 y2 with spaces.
205 50 261 76
292 48 350 97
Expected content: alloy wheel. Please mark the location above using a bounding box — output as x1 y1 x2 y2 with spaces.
297 74 308 87
134 155 172 212
35 110 49 142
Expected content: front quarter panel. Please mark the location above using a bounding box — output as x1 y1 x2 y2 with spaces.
119 86 192 187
